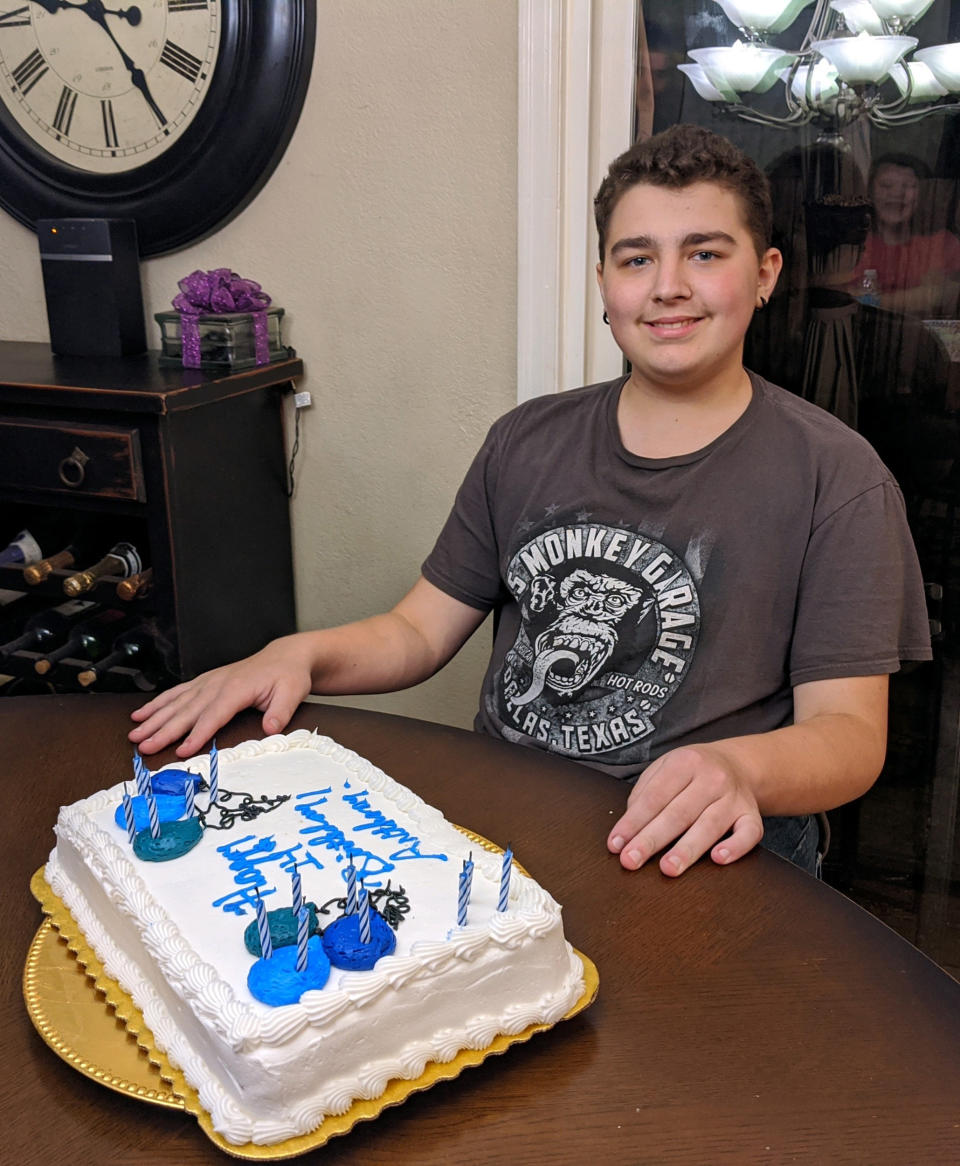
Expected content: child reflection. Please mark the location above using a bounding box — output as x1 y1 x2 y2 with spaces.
849 154 960 317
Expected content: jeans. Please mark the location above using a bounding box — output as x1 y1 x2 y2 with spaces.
761 813 820 876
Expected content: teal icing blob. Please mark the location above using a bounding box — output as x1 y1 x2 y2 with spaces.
321 910 396 971
132 816 203 862
114 793 186 831
243 903 320 956
247 936 331 1005
150 768 202 796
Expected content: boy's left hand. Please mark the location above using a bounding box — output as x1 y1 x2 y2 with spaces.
607 743 764 876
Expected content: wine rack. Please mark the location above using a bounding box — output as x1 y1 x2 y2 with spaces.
0 342 301 696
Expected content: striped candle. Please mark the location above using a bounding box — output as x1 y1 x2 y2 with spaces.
498 846 513 912
184 777 195 819
208 740 219 805
463 852 475 901
133 750 150 798
358 886 371 944
295 906 309 972
345 854 357 914
145 787 161 839
457 869 469 927
255 889 273 959
121 785 137 844
291 866 303 917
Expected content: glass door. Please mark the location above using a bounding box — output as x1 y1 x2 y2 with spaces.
637 0 960 975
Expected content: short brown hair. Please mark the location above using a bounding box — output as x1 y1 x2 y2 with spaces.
594 124 773 262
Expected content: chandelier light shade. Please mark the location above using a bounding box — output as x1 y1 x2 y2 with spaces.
690 42 798 93
811 32 917 83
914 43 960 89
678 0 960 136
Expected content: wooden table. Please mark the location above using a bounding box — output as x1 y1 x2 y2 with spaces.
6 695 960 1164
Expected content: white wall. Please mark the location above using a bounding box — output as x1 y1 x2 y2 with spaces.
0 0 519 729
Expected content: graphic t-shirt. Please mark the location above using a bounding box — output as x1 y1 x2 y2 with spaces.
422 372 931 779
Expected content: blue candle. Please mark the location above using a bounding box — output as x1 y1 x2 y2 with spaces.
255 888 273 959
184 778 195 819
208 740 219 806
345 853 358 914
295 906 309 972
145 787 161 839
457 869 469 927
291 865 303 917
133 750 150 798
121 785 137 844
498 846 513 912
358 885 371 944
463 852 474 900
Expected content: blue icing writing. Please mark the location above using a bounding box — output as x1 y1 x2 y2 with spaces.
294 800 394 888
212 833 324 916
341 790 448 863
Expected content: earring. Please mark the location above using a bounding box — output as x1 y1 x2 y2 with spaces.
603 310 610 325
754 297 768 313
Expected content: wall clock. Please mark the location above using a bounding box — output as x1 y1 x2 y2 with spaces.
0 0 315 256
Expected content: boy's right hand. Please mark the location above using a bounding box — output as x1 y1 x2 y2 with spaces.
128 635 315 757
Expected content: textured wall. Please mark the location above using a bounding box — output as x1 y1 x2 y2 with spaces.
0 0 519 729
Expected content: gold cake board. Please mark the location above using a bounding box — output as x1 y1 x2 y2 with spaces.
26 838 599 1161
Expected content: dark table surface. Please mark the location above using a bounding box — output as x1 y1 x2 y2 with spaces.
5 694 960 1165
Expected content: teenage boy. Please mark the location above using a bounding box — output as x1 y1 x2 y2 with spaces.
131 125 931 876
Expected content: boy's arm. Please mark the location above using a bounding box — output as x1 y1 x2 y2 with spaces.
129 576 487 757
607 673 889 876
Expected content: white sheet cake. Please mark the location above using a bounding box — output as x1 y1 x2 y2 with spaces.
45 730 586 1146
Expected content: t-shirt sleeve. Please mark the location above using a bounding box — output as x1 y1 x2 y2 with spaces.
789 477 932 685
421 425 504 612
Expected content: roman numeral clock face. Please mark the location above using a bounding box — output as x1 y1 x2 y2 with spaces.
0 1 315 256
0 0 219 172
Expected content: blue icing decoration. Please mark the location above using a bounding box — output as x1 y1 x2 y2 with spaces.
247 936 330 1005
243 904 320 956
321 911 396 971
150 768 202 796
114 794 186 831
132 817 203 862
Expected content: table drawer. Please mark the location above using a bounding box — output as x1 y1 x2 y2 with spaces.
0 418 145 501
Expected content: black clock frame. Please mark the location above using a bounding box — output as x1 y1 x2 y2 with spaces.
0 0 316 257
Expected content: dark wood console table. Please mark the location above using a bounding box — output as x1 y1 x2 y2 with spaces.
0 341 302 690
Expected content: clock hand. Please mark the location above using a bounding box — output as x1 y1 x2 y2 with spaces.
25 0 140 22
49 0 165 124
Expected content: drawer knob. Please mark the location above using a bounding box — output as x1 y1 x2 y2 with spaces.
58 446 90 488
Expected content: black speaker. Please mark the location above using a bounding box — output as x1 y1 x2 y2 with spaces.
38 218 147 357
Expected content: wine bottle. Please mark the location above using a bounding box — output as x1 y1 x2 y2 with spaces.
33 609 130 675
0 529 43 567
23 545 78 585
0 599 98 659
76 627 157 688
63 542 142 597
116 567 154 601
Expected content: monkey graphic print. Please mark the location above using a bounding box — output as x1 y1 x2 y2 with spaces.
489 519 701 763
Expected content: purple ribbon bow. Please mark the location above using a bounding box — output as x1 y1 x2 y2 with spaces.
172 268 272 368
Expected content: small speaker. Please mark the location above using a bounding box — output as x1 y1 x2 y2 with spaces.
38 218 147 357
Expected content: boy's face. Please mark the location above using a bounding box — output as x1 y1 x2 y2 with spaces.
596 181 781 395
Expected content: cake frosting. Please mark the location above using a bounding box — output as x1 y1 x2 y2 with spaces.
45 730 585 1146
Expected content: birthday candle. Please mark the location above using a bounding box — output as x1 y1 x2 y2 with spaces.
291 865 303 917
145 787 161 839
121 785 137 844
208 740 219 805
133 750 150 798
358 886 371 944
457 869 469 927
498 846 513 912
184 777 195 819
296 906 309 972
463 852 475 901
345 853 358 914
255 889 273 959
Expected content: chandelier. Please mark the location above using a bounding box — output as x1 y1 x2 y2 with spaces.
678 0 960 140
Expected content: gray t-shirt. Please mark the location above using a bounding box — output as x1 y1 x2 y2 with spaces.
423 372 931 780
